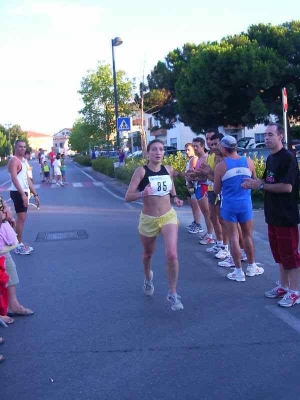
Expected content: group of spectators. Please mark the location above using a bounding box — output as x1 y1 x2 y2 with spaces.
125 123 300 311
1 141 38 363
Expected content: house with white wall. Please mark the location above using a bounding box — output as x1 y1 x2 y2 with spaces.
130 112 270 150
53 128 72 154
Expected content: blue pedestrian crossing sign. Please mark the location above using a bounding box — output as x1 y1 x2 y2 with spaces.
117 117 131 132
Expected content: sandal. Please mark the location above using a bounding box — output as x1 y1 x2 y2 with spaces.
0 316 14 324
0 355 5 364
7 307 34 317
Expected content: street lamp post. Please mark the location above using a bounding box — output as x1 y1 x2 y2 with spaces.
111 36 123 149
5 123 12 156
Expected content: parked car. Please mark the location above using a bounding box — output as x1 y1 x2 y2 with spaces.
248 142 266 149
237 148 271 161
237 137 255 149
127 150 143 159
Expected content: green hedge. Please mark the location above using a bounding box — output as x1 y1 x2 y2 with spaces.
90 152 268 206
0 159 9 167
92 158 115 177
73 155 92 166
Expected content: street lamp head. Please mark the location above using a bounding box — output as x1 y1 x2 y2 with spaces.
112 37 123 47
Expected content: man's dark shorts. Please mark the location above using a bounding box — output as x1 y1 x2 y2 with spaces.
268 225 300 269
10 191 28 214
207 191 221 206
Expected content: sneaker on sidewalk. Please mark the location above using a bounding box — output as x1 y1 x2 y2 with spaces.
218 255 235 268
167 293 184 311
241 250 247 261
227 268 246 282
23 243 33 253
246 263 264 277
188 224 201 234
215 248 230 259
14 244 31 255
206 244 221 253
143 270 154 296
186 221 195 230
278 291 300 307
264 282 288 299
199 236 216 245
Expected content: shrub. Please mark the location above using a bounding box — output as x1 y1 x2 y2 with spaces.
0 159 9 167
73 155 92 166
163 152 187 199
253 156 265 179
92 158 115 177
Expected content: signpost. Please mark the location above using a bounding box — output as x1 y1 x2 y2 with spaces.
117 117 131 132
282 87 288 147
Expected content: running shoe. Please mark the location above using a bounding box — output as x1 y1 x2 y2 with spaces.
215 248 230 259
186 221 195 230
167 293 184 311
218 255 235 268
199 236 216 245
23 243 34 253
278 291 300 308
264 282 287 299
14 245 31 255
143 270 154 296
187 224 202 234
227 268 246 282
241 249 247 261
206 244 221 253
246 263 264 277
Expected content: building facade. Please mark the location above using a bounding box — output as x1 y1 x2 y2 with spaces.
53 128 72 154
26 131 53 154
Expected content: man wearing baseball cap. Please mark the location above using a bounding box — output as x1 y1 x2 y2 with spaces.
213 135 264 282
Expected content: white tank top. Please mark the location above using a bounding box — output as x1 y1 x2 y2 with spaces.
10 156 29 191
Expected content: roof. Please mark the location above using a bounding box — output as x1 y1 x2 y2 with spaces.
26 131 53 138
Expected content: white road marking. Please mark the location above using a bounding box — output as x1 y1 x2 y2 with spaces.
81 170 96 182
266 305 300 334
0 180 10 186
34 184 41 189
93 182 104 187
101 186 134 209
73 182 83 187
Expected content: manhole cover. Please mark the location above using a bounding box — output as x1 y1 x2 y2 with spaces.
36 230 88 242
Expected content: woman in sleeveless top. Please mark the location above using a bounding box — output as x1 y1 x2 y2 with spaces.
125 139 184 311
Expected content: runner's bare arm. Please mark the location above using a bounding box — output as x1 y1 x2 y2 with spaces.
125 167 146 202
213 162 225 195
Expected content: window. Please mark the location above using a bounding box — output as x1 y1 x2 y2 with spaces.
170 138 177 149
60 143 63 147
255 133 264 143
147 117 153 130
55 143 58 147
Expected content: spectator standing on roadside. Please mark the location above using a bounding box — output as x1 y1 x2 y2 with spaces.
48 146 56 183
60 153 67 184
0 196 33 317
214 135 264 282
53 154 63 186
8 140 40 255
243 123 300 307
118 149 126 166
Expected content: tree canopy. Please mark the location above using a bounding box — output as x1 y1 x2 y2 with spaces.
145 21 300 133
78 62 135 148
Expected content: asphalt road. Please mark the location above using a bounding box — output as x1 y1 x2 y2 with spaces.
0 158 300 400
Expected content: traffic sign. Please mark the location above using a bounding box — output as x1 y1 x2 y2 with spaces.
282 87 288 112
117 117 131 132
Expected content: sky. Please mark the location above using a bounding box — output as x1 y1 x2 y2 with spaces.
0 0 299 135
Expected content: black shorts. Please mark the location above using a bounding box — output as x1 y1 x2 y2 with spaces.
207 191 221 206
10 191 28 214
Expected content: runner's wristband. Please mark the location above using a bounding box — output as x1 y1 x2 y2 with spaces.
170 194 177 198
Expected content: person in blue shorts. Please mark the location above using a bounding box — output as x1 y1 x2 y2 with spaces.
214 136 264 282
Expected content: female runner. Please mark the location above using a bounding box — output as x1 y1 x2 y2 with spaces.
125 139 184 311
